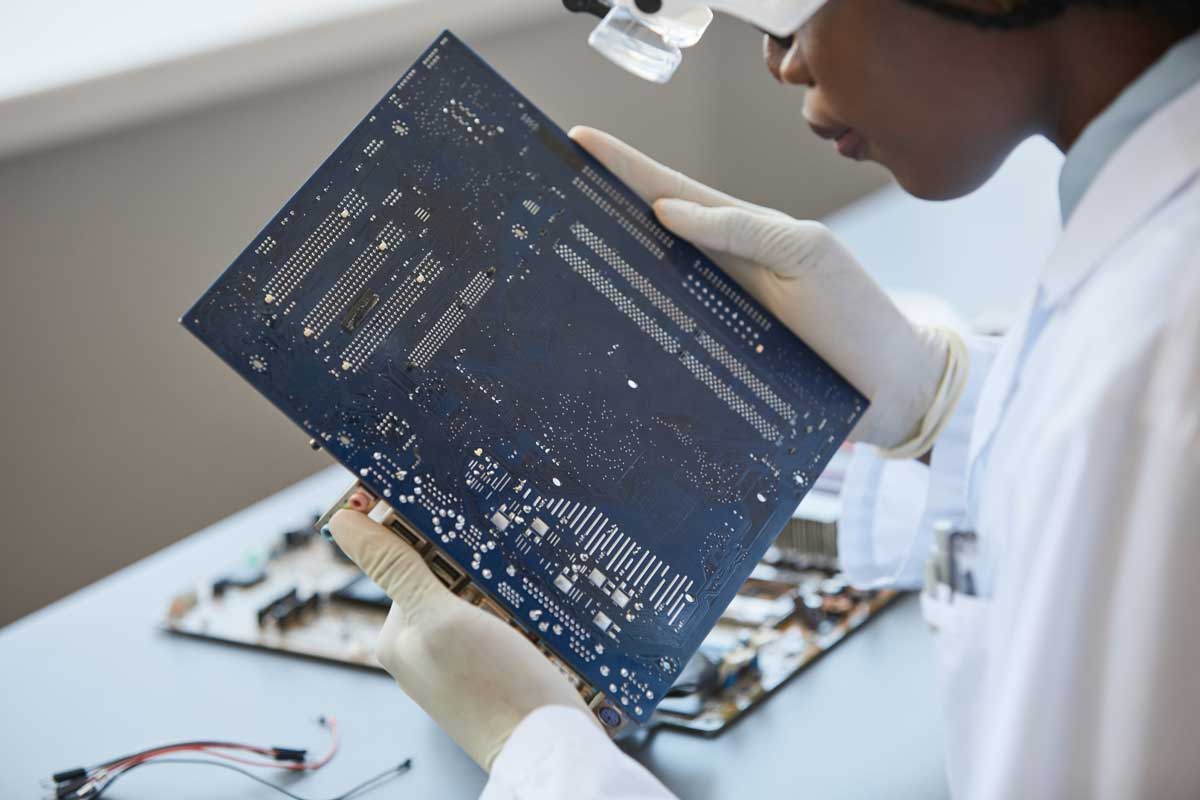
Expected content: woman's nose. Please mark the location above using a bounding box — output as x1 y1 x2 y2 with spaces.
763 33 814 87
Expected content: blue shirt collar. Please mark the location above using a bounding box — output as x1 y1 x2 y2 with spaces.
1059 31 1200 222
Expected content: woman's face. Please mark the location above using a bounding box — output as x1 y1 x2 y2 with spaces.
766 0 1055 199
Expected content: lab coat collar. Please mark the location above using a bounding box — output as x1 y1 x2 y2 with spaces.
1040 78 1200 308
1059 32 1200 222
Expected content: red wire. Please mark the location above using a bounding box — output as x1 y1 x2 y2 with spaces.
102 716 339 776
108 743 271 771
198 717 339 772
302 715 339 770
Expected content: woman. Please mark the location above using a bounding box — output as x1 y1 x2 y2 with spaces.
331 1 1200 797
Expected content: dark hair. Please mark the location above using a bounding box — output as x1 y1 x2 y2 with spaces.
901 0 1200 29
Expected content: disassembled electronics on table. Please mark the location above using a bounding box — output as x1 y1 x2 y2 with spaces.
181 31 866 733
655 538 897 733
166 451 897 735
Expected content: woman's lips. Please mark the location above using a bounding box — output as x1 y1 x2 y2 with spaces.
808 122 866 161
834 129 866 160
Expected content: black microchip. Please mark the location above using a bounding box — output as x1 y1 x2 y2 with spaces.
212 566 266 596
341 287 380 333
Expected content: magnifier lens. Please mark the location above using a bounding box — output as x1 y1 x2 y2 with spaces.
588 6 682 84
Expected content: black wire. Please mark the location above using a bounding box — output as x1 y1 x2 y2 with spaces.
88 757 413 800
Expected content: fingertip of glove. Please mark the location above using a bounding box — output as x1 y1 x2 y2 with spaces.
569 126 635 165
328 507 363 530
328 508 379 545
328 510 437 594
567 125 603 147
652 197 697 228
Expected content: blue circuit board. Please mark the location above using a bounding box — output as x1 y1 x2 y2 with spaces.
183 31 866 723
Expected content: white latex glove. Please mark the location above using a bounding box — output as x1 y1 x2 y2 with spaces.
569 126 967 455
328 505 595 771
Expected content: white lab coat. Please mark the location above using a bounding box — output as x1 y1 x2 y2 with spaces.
482 80 1200 800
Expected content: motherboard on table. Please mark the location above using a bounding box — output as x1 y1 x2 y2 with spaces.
182 31 866 732
165 469 897 735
